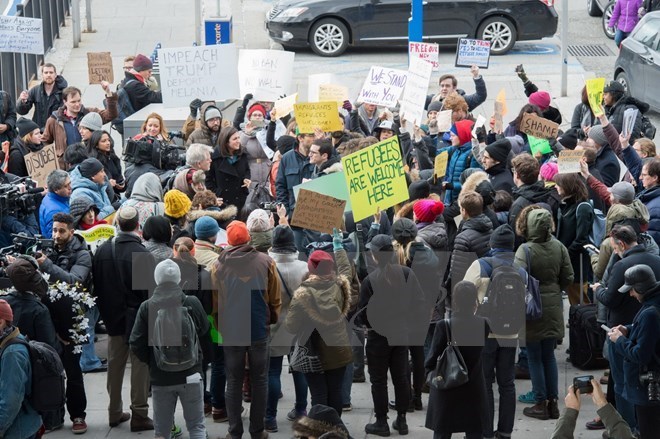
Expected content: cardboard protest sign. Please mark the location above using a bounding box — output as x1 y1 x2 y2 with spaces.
293 101 342 133
291 189 346 234
87 52 114 84
357 66 408 108
342 136 409 221
318 84 349 105
76 225 117 253
25 143 58 188
308 73 337 102
399 57 433 126
434 151 449 178
437 110 453 132
528 135 553 156
158 44 240 107
293 172 352 212
0 16 43 55
274 93 298 118
409 42 439 71
520 113 560 139
557 150 585 174
237 49 294 102
586 77 606 117
455 38 491 68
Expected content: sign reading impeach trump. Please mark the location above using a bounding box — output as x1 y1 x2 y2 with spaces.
342 137 409 221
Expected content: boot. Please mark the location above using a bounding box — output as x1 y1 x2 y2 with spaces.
547 399 560 419
413 395 423 411
130 415 154 432
392 413 409 435
523 401 549 420
365 417 390 437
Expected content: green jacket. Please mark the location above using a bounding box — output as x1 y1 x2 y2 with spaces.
551 404 635 439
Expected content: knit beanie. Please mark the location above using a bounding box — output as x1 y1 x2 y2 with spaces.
588 125 608 147
308 250 335 276
226 221 250 246
540 162 559 182
408 180 431 201
271 225 296 253
69 196 99 228
485 138 511 163
204 107 222 122
164 189 192 219
392 218 418 242
529 91 551 111
16 117 39 137
246 209 271 233
79 112 103 132
450 119 474 145
247 103 266 119
79 158 104 179
194 216 220 240
557 128 580 150
0 299 13 323
154 259 181 285
489 224 515 250
427 101 443 114
132 54 153 72
276 135 296 156
413 199 445 223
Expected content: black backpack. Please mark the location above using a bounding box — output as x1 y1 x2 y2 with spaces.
479 257 526 336
0 337 66 413
641 114 657 140
111 79 137 134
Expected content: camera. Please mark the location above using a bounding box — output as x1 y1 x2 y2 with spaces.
124 137 186 171
0 177 42 220
260 201 279 212
0 234 54 288
167 130 184 140
640 370 660 402
573 375 594 394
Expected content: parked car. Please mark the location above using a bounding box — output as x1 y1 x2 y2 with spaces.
266 0 558 57
588 0 617 39
614 11 660 111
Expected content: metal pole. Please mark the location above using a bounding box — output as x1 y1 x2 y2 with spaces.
216 0 221 16
85 0 93 32
72 0 81 48
195 0 202 45
561 0 568 97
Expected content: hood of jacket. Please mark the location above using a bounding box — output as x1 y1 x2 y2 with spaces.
318 155 342 175
294 274 351 323
70 166 107 192
605 200 651 234
417 221 448 250
513 180 550 204
216 244 259 275
250 230 273 252
526 208 554 243
199 102 223 132
131 172 164 202
613 95 650 114
459 213 493 235
461 170 489 193
150 282 186 307
187 205 238 223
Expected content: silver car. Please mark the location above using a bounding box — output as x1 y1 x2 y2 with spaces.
587 0 616 39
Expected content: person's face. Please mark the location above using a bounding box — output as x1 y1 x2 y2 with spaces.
379 129 394 141
207 117 221 132
308 144 326 166
29 128 42 144
64 92 82 115
196 152 212 171
249 111 264 122
428 110 438 120
79 126 93 141
52 221 74 247
556 184 564 197
192 181 206 193
81 209 96 226
633 142 647 158
641 165 658 189
364 103 377 114
140 69 153 79
123 61 132 72
482 151 497 170
439 78 456 98
629 289 644 302
228 132 241 151
97 133 112 152
55 177 72 198
91 169 106 185
603 92 614 107
450 131 460 146
611 238 624 256
42 67 56 84
145 118 161 137
298 134 315 149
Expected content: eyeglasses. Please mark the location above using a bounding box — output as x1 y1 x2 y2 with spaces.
123 66 131 71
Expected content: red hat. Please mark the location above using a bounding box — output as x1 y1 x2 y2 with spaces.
413 199 445 223
308 250 335 276
0 299 13 322
450 119 474 145
132 54 153 72
247 104 266 119
227 221 251 246
529 91 551 111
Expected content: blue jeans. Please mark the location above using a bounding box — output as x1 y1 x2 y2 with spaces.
266 356 308 421
615 29 629 47
482 338 517 436
527 338 558 402
210 344 226 410
152 382 206 439
517 346 528 370
79 306 103 372
342 361 353 405
608 340 637 430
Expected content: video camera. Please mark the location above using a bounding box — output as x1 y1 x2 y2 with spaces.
124 136 186 171
0 177 43 220
0 234 55 288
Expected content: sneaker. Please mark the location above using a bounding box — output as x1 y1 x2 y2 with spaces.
518 391 536 404
171 424 183 439
286 408 307 421
523 401 549 420
72 418 87 435
586 418 606 430
264 418 278 433
213 408 228 423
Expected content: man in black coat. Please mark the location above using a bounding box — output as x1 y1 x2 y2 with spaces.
93 205 156 431
586 124 621 188
601 80 645 143
120 54 162 113
15 63 68 130
483 138 514 194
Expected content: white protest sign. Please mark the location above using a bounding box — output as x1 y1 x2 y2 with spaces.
274 93 298 118
238 49 295 102
357 66 408 108
455 38 491 69
409 42 439 71
437 110 453 133
308 73 338 102
399 57 433 126
158 45 240 107
471 114 487 138
0 16 44 54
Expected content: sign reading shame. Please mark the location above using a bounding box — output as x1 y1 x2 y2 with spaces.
87 52 114 84
0 16 44 55
158 45 240 107
25 143 58 188
342 136 409 221
520 113 560 139
238 49 294 102
357 66 408 108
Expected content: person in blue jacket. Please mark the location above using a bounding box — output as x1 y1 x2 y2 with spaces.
69 158 114 219
437 119 481 204
39 169 71 238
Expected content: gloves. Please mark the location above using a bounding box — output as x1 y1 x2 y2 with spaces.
242 93 253 108
189 98 202 118
332 228 343 251
475 126 487 144
429 119 439 135
515 64 528 83
342 100 353 112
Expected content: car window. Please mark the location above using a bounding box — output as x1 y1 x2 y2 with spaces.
632 18 660 49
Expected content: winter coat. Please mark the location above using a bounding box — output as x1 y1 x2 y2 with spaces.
207 150 251 211
485 162 515 194
312 156 343 179
93 150 124 188
275 148 314 217
40 234 92 290
609 0 643 32
15 75 68 129
594 145 621 188
515 209 574 342
120 71 162 113
424 75 488 112
285 249 353 371
0 291 59 351
70 166 114 219
637 184 660 246
39 192 70 238
92 232 156 337
122 172 165 231
571 102 595 130
449 214 493 287
268 250 309 357
417 221 448 251
186 103 223 148
250 230 273 253
144 240 174 263
241 131 273 186
437 142 482 204
0 91 17 144
603 96 646 143
551 404 636 439
557 197 595 282
186 206 237 241
194 240 222 271
0 330 43 439
8 137 43 177
425 314 489 434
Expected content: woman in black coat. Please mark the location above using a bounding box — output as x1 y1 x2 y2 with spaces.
207 126 251 211
425 280 489 439
88 130 125 203
9 117 44 177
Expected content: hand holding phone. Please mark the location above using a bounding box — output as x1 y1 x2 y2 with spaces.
601 324 611 332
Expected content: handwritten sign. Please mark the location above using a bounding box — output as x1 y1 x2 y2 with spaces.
434 151 449 178
158 44 240 107
472 114 486 138
87 52 114 84
493 89 508 134
558 150 585 174
528 135 553 156
237 49 294 102
274 93 298 118
293 101 342 133
586 77 606 117
76 225 117 253
437 110 453 132
521 113 560 139
308 73 337 102
409 42 439 71
318 84 349 105
399 57 433 126
357 66 408 107
293 172 352 212
0 16 43 55
342 136 409 221
24 143 58 188
455 38 491 69
291 189 346 234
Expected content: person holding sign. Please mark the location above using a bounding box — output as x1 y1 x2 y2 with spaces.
207 127 251 211
16 63 68 130
514 65 563 125
424 66 487 113
505 104 543 150
8 118 44 178
602 81 646 143
237 100 275 189
436 119 481 205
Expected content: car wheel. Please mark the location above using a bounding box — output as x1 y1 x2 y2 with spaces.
615 71 630 94
478 16 517 55
587 0 602 17
602 1 616 39
309 19 349 57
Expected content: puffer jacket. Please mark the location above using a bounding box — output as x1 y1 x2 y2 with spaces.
608 0 643 32
144 240 174 263
69 166 114 219
417 221 448 251
603 96 647 142
515 209 574 342
186 103 223 148
39 234 92 290
437 142 481 204
509 181 560 232
123 172 165 230
15 75 68 129
8 137 43 177
449 214 493 287
39 191 70 238
637 184 660 246
556 197 594 283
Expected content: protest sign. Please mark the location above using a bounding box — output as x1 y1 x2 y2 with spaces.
434 151 449 178
455 38 491 68
520 113 560 139
357 66 408 108
87 52 114 84
586 77 606 117
409 42 439 71
399 57 433 126
158 44 239 107
274 93 298 118
318 84 349 105
237 49 294 102
528 135 553 156
622 108 638 138
342 136 409 221
24 143 58 188
77 225 117 253
291 189 346 234
293 172 352 212
437 110 453 132
308 73 337 102
0 16 43 55
294 101 342 133
472 114 487 138
557 150 585 174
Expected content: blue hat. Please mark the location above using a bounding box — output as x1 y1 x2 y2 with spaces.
194 215 220 240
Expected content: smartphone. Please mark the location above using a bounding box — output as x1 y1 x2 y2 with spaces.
251 119 266 128
601 324 611 332
584 244 600 254
573 375 594 394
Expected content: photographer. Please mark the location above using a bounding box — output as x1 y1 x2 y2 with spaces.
0 169 40 248
610 264 660 437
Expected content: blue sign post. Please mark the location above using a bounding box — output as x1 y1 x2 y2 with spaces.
204 17 233 45
408 0 423 43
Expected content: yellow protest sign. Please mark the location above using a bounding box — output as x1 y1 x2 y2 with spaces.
434 151 449 178
496 88 508 116
318 84 348 105
586 78 606 117
76 224 117 253
294 101 342 133
342 136 409 221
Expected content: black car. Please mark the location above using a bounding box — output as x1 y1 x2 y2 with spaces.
266 0 559 57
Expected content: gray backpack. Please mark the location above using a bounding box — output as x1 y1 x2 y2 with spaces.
152 297 199 372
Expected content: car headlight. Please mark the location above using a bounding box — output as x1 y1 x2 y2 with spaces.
278 7 308 18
